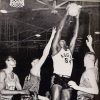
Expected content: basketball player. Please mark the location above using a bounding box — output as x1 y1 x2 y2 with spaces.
51 4 81 100
68 35 99 100
0 56 29 100
22 27 56 100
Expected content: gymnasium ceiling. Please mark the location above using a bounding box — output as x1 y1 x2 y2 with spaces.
0 0 100 50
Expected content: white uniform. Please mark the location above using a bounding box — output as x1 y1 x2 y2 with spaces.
52 48 73 77
0 70 16 100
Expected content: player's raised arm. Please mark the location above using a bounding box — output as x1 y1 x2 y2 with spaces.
69 7 81 54
31 27 56 70
52 11 69 55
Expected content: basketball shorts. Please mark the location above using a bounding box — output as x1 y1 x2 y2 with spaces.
51 73 71 89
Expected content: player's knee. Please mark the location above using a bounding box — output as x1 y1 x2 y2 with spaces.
52 91 60 100
52 84 62 92
61 90 71 100
51 85 61 100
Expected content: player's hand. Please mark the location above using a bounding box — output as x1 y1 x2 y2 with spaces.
20 90 29 95
52 27 56 34
38 95 49 100
86 35 93 47
51 27 56 38
68 81 78 90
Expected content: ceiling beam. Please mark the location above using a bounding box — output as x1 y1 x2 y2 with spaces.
70 0 100 2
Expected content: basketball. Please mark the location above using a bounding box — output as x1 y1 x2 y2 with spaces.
67 3 81 16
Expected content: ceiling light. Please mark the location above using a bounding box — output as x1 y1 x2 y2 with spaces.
0 10 8 13
35 34 41 37
95 32 100 35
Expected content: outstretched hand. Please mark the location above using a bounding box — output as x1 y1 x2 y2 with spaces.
86 35 93 47
68 81 78 90
52 27 56 34
21 90 30 95
51 27 56 38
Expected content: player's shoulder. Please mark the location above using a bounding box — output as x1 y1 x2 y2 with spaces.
0 70 6 79
0 70 6 75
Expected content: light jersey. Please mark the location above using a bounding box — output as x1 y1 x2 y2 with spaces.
23 73 40 94
77 68 99 99
52 48 73 77
0 70 16 100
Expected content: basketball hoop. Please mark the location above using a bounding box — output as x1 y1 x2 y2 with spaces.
10 0 24 8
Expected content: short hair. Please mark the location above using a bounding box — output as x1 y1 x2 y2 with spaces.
85 52 96 62
4 55 15 61
85 52 95 56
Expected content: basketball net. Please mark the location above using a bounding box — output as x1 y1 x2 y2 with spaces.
10 0 24 8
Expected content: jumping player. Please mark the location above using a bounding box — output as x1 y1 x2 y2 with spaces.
22 27 56 100
51 4 81 100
